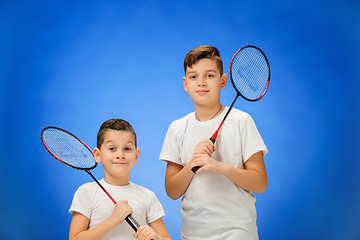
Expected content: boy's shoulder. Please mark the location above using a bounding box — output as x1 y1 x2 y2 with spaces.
172 111 194 123
75 181 101 194
78 181 98 190
129 182 154 193
229 107 252 120
129 182 158 200
168 111 194 130
226 108 257 129
72 181 100 199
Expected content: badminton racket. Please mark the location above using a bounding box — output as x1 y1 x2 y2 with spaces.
192 45 270 173
41 126 140 231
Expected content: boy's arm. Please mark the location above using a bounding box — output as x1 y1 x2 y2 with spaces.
192 151 267 193
69 212 118 240
134 218 171 240
69 200 133 240
164 161 194 200
223 151 267 193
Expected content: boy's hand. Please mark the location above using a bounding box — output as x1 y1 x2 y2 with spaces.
109 200 133 225
133 225 160 240
193 139 217 156
190 154 225 175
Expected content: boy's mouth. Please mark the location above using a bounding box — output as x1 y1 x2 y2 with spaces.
112 161 127 165
196 90 209 95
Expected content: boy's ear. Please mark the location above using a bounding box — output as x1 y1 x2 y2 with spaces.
93 147 101 163
220 73 228 89
183 77 188 92
133 148 140 163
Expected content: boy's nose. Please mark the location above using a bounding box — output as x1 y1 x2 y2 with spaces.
116 151 125 159
198 77 206 86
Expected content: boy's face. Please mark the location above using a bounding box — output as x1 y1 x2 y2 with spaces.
183 58 227 107
94 130 139 184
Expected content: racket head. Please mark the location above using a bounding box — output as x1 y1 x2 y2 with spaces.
41 126 97 170
230 45 270 102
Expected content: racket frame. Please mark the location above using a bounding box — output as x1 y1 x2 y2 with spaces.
41 126 97 170
229 45 270 102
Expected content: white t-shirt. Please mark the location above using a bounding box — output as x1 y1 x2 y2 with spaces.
69 179 165 240
159 107 268 240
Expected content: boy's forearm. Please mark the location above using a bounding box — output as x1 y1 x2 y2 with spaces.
147 217 172 240
157 233 172 240
221 163 267 193
165 162 194 200
70 217 118 240
159 236 172 240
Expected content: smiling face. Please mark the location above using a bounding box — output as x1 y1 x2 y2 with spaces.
93 129 139 186
183 58 227 108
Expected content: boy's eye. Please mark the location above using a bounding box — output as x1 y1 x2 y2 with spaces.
109 147 115 151
125 147 132 151
189 75 196 79
207 74 214 78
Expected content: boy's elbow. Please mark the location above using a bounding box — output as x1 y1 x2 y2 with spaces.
256 178 267 194
168 194 180 200
257 185 267 194
250 173 267 193
165 180 184 200
165 188 181 200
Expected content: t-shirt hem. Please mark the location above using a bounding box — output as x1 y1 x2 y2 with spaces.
69 207 90 219
243 146 268 163
147 211 165 224
159 154 181 165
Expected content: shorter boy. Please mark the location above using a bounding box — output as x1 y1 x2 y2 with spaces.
69 119 171 240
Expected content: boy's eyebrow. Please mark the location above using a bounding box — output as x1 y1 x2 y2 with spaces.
125 140 135 145
186 69 217 74
103 140 135 145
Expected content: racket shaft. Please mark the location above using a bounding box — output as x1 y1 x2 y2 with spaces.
191 94 239 173
126 215 141 231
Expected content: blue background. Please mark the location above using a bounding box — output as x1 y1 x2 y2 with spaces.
1 0 359 239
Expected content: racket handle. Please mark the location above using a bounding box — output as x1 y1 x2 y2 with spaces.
191 137 216 173
191 166 201 173
125 215 140 232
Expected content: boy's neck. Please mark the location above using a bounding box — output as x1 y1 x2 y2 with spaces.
194 103 224 122
104 176 130 187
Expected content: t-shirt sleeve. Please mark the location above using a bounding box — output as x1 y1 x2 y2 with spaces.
241 115 268 162
159 122 182 165
146 192 165 223
69 185 92 219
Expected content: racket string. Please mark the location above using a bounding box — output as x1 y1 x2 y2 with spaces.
43 128 95 169
231 47 269 100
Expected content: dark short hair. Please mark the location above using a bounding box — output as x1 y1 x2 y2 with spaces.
97 119 137 148
184 45 223 75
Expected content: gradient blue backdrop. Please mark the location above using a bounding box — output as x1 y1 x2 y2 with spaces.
1 0 359 239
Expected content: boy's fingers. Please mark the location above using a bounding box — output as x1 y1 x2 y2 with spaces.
138 226 152 240
201 148 211 156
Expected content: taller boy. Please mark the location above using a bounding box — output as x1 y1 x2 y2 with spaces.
159 45 268 240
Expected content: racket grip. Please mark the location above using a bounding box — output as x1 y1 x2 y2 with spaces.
191 137 216 173
191 166 201 173
125 215 140 232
